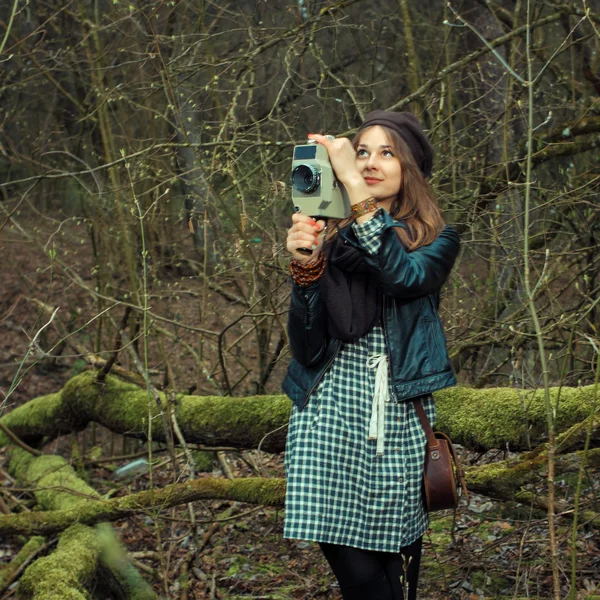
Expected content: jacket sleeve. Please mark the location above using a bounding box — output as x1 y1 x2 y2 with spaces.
287 281 329 367
354 217 460 299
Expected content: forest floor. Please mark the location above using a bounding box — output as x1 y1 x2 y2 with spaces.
1 441 600 600
1 222 600 599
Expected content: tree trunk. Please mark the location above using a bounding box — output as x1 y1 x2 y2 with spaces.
2 371 598 454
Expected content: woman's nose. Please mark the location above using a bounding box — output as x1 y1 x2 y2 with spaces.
366 154 379 170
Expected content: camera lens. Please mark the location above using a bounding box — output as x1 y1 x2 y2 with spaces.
291 164 320 194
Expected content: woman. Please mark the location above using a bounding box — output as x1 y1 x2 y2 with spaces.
282 110 460 600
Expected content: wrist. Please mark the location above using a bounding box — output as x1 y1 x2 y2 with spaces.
351 197 378 219
290 253 327 287
344 175 367 192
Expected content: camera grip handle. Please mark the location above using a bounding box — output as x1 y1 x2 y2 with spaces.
293 208 327 256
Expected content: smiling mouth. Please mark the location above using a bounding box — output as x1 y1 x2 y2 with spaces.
364 177 382 184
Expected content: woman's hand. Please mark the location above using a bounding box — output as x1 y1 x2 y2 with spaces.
307 133 363 187
286 213 326 263
307 133 371 204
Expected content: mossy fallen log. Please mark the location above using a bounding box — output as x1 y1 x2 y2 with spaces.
467 447 600 501
18 524 100 600
9 449 100 511
0 536 45 595
0 371 291 453
435 384 599 452
466 417 600 497
7 450 156 599
1 371 598 454
17 523 156 600
3 439 598 537
3 446 599 537
0 472 287 537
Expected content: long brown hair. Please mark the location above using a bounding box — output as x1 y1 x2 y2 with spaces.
327 125 445 251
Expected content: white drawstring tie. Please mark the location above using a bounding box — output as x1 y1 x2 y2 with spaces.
367 353 390 456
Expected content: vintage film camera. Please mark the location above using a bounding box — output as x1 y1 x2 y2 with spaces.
290 140 351 220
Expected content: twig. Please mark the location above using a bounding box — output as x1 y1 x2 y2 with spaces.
0 492 10 514
0 538 52 595
0 422 42 456
120 329 180 477
217 452 234 481
169 393 201 548
97 306 131 382
0 487 31 513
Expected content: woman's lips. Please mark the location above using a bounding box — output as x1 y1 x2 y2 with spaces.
364 177 382 184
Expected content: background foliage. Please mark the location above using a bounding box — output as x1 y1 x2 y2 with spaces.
0 1 599 596
1 0 599 398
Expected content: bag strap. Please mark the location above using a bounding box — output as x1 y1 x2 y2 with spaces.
412 399 438 450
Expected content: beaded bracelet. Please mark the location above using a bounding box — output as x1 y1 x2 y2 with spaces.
350 197 378 219
290 252 327 287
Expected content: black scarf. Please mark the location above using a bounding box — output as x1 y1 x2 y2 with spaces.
320 228 382 342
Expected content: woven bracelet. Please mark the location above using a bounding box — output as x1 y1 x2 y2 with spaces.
350 197 378 218
290 253 327 287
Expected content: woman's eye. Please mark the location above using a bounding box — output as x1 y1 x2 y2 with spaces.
357 149 368 157
383 150 394 157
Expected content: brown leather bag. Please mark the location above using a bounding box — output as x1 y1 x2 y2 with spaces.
413 399 470 512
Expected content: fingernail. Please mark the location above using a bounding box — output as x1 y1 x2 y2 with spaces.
310 219 316 225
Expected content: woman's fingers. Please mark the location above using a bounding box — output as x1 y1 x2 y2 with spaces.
286 214 326 260
291 212 319 225
306 133 334 147
306 133 360 185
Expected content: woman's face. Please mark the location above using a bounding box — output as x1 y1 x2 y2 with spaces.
355 125 402 212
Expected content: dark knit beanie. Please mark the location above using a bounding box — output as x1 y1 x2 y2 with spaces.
358 110 434 178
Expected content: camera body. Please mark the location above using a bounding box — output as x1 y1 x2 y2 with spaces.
290 141 351 219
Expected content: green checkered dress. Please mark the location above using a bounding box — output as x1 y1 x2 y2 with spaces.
284 214 436 552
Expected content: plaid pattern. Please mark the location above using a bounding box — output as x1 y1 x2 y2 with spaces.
284 213 436 552
352 208 386 255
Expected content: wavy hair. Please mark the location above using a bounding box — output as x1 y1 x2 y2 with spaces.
327 125 445 251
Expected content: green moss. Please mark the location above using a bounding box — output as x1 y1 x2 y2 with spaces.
228 478 287 506
466 454 543 497
193 450 216 472
16 451 99 511
8 448 35 481
0 393 63 448
176 392 291 452
0 536 45 591
226 557 285 578
427 514 454 551
434 384 599 451
62 371 163 440
18 525 100 600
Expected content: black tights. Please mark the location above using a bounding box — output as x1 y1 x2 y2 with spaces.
319 536 422 600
